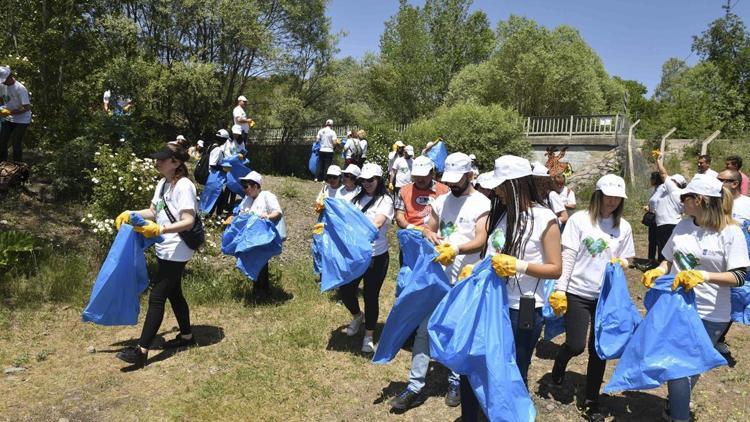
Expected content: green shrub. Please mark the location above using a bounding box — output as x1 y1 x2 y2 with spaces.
0 230 35 271
401 103 529 170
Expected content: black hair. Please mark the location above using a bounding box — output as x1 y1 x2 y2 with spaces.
698 154 712 163
726 155 743 170
650 171 664 186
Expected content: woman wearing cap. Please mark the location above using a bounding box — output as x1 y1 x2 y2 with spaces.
482 156 562 385
549 174 635 422
188 140 204 160
390 145 414 197
336 164 361 201
113 143 199 368
473 172 496 199
641 174 749 422
653 151 688 261
645 171 664 262
339 163 394 353
236 171 283 294
356 130 368 167
314 165 343 213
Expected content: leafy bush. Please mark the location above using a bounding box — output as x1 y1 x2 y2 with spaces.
0 231 35 271
401 103 529 170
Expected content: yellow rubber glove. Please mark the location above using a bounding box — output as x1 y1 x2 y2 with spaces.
672 270 707 292
249 119 255 128
312 222 325 235
115 211 131 230
224 215 233 226
314 202 325 214
133 220 161 238
549 291 568 316
610 257 629 269
457 264 474 282
434 243 458 266
406 224 424 233
641 267 666 289
0 108 11 117
492 254 517 277
388 183 395 192
237 153 244 161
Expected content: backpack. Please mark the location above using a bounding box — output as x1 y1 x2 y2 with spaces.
0 161 30 192
194 143 219 185
350 139 363 162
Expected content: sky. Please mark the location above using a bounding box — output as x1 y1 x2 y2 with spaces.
327 0 750 96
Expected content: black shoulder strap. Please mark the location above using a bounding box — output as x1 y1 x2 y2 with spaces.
159 180 178 224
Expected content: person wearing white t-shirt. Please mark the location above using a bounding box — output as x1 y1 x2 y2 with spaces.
532 164 568 225
315 119 338 180
314 165 343 214
357 130 368 165
550 174 635 422
234 171 283 295
422 152 491 408
641 174 750 422
232 95 253 144
339 164 394 354
0 67 31 163
696 154 718 179
390 145 414 197
113 144 199 369
655 151 688 260
387 141 406 189
336 164 361 201
553 173 577 211
482 156 562 388
343 132 364 167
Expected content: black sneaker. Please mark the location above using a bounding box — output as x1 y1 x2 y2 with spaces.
389 388 424 411
116 347 147 368
445 382 461 407
162 335 196 349
582 401 605 422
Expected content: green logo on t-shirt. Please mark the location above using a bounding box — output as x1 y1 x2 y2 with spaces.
490 228 506 252
155 199 165 215
440 221 457 238
582 236 609 257
674 251 700 271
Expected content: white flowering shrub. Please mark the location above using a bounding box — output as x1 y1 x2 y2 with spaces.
84 144 160 240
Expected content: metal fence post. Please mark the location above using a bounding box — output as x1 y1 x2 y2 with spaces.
627 119 641 185
659 127 676 156
701 130 721 155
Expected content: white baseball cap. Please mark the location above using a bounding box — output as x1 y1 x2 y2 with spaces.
231 124 243 135
360 163 383 179
216 129 230 139
681 173 722 198
394 140 406 148
670 174 687 186
0 66 10 82
411 155 434 177
237 95 248 102
469 154 476 161
239 171 262 185
326 165 342 177
405 145 414 156
176 135 186 141
441 152 474 184
342 164 361 178
531 162 550 177
481 155 533 189
474 171 495 188
596 174 628 198
325 119 333 125
197 140 204 147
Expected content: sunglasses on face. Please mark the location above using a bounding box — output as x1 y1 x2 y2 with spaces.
325 175 339 180
343 173 355 179
718 178 738 183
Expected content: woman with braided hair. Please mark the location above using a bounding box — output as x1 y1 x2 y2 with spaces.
459 155 562 421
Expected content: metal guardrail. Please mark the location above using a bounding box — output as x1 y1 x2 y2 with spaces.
524 114 623 137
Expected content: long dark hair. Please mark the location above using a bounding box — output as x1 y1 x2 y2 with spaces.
352 176 387 212
167 143 190 182
533 175 555 206
483 175 548 258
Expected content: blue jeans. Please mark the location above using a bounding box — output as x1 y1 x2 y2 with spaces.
667 319 728 421
508 307 545 385
408 315 460 392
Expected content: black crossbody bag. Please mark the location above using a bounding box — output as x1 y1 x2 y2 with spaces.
160 181 205 250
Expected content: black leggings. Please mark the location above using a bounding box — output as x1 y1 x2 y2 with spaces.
339 252 389 331
655 224 675 262
0 121 28 162
316 151 334 180
552 293 605 404
138 258 191 349
255 263 270 291
647 222 658 261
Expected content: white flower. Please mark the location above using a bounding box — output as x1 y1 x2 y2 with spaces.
87 213 93 218
93 228 98 233
95 152 101 155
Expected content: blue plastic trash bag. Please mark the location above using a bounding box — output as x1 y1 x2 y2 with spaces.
275 215 288 242
399 229 424 270
604 275 727 393
595 263 642 359
222 213 282 281
428 257 536 422
395 266 410 298
315 197 377 292
308 141 320 176
221 155 251 197
199 169 226 214
425 141 448 173
542 279 566 340
373 230 450 364
82 224 163 326
730 220 750 324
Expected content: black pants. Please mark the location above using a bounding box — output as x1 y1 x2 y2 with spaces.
655 224 675 262
316 151 334 180
718 321 732 344
647 223 658 261
460 375 482 421
139 258 191 349
339 252 389 331
552 293 605 404
0 121 29 162
255 263 270 292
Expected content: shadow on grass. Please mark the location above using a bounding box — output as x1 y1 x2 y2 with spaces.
325 322 385 355
535 371 584 406
535 338 563 360
603 391 666 421
101 325 225 372
373 362 455 414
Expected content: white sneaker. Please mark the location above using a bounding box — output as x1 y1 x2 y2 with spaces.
345 313 364 336
361 335 375 353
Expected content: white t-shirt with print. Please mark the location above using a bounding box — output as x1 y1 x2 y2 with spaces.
548 191 566 215
392 157 413 188
0 81 31 124
208 143 224 166
238 190 282 216
233 105 249 133
731 195 750 224
336 185 360 202
486 205 558 309
151 178 198 262
655 177 683 226
432 191 491 284
316 127 336 153
355 194 394 256
560 187 576 207
662 219 750 322
557 210 635 299
343 138 362 159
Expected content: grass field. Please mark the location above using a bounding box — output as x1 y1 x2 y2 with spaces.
1 168 749 421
